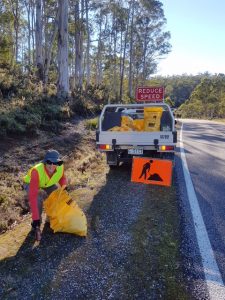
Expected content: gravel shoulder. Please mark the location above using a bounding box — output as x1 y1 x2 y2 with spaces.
0 119 190 299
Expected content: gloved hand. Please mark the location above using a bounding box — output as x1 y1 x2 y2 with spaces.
31 220 41 241
35 227 42 242
31 220 40 229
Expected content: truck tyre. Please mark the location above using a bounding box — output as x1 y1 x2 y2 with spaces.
106 151 119 168
109 164 119 169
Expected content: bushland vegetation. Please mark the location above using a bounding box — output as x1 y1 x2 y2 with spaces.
154 73 225 119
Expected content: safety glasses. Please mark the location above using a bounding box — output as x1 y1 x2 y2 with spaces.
46 160 63 166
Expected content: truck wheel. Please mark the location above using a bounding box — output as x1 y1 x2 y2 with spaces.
109 164 119 169
106 151 119 167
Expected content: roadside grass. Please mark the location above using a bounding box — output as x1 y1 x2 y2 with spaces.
212 118 225 124
84 117 99 130
176 117 225 124
125 183 189 299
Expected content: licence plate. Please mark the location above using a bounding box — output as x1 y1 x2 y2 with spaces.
128 148 143 155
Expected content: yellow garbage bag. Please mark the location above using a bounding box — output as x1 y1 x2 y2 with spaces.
109 125 133 131
144 107 163 131
133 119 144 131
121 116 134 128
44 189 87 237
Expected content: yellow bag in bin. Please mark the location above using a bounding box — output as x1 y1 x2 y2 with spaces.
121 116 134 128
144 107 163 131
108 126 121 131
133 119 144 131
44 188 87 237
109 125 132 131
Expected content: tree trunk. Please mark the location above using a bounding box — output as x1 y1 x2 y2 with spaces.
35 0 44 80
14 0 19 62
79 0 84 88
119 7 130 103
25 1 31 67
96 14 103 86
113 25 118 101
31 1 35 65
9 0 19 63
43 10 58 91
142 27 148 84
128 0 135 98
74 0 80 89
57 0 69 99
85 0 90 88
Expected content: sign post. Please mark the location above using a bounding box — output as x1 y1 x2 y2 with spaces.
135 86 165 102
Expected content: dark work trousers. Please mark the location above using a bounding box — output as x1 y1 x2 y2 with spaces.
25 184 58 223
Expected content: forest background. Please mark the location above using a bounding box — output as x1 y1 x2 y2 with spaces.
0 0 225 137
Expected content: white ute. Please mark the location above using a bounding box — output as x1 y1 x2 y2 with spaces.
96 103 177 167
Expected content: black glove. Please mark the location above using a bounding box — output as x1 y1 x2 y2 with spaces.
31 220 40 229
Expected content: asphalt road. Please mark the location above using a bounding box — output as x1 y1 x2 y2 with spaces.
176 119 225 300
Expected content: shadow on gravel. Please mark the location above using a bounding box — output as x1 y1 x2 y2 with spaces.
83 161 188 299
0 222 86 299
88 162 132 235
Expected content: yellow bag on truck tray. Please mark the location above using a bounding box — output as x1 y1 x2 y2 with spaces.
144 107 163 131
133 119 144 131
109 124 133 131
44 188 87 237
121 115 134 128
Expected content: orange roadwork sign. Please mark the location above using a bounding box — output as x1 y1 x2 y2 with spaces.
131 157 173 187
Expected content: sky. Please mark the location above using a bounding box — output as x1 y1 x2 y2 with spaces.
155 0 225 76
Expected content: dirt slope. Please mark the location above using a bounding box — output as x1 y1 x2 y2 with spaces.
0 117 105 232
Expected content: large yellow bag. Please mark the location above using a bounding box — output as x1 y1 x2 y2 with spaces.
121 116 134 128
144 107 163 131
44 189 87 237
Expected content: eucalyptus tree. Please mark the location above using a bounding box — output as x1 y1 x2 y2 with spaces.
0 2 14 66
24 0 33 67
0 0 172 102
8 0 20 62
85 0 91 88
57 0 69 98
128 0 135 98
89 0 171 101
129 0 171 92
92 1 108 86
95 1 127 100
73 0 85 89
119 2 129 102
0 0 25 65
35 0 43 79
42 0 58 89
111 1 128 100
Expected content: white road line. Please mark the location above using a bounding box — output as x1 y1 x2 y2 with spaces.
180 123 225 299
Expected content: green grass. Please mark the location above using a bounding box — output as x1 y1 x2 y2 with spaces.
84 117 99 130
123 184 189 299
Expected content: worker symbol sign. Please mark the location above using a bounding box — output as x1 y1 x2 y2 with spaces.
131 157 173 187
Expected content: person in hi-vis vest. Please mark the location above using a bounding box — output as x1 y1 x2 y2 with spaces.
23 149 67 241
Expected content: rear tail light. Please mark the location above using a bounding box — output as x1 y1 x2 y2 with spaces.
99 144 112 150
161 145 174 151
